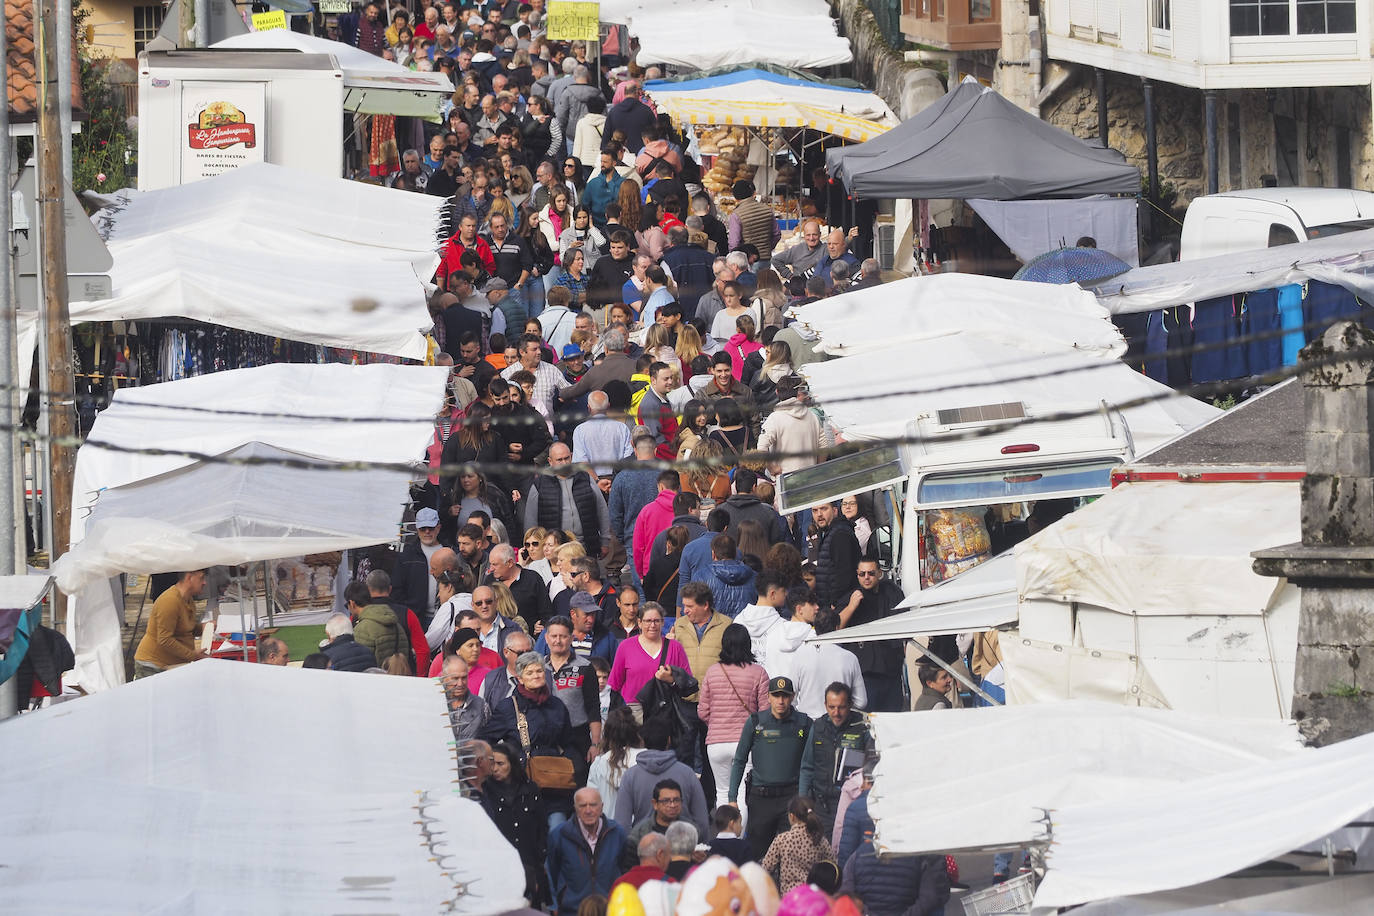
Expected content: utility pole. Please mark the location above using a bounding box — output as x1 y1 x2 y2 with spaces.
36 0 75 615
0 0 15 581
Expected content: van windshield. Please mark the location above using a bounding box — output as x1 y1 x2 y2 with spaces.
1307 219 1374 239
916 458 1120 508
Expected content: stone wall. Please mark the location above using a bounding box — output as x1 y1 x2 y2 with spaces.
831 0 946 119
1043 68 1373 214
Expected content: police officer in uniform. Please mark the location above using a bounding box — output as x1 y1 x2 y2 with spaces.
799 681 872 836
728 675 813 861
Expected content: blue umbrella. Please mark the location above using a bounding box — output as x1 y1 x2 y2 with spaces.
1014 246 1131 285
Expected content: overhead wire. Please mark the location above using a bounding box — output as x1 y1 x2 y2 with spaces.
28 336 1374 484
7 307 1366 429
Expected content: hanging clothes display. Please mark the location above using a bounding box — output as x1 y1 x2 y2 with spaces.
1276 284 1305 366
1241 288 1283 379
1303 280 1367 337
369 114 399 178
1190 295 1246 384
1143 305 1193 389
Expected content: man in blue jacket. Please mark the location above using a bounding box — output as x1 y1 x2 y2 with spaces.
548 787 629 916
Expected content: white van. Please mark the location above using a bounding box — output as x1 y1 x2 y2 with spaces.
1179 187 1374 261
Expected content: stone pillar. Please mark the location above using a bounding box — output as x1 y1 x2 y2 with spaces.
1253 321 1374 746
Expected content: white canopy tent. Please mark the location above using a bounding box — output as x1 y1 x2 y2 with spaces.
61 363 450 693
787 273 1126 357
1086 226 1374 314
808 552 1017 645
20 165 443 375
799 335 1219 447
1034 730 1374 911
602 0 852 70
865 703 1303 857
212 31 454 119
645 72 895 125
0 574 52 612
1009 480 1301 717
0 661 527 913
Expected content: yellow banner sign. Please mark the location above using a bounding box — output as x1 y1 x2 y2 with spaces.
251 10 288 31
546 1 600 42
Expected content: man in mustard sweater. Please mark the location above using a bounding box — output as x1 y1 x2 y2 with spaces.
133 569 209 678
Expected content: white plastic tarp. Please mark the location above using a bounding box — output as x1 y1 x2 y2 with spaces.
1087 226 1374 314
807 553 1017 645
53 443 415 594
1017 481 1300 618
1034 730 1374 910
64 363 450 693
786 273 1125 357
646 75 895 123
866 702 1303 857
0 574 51 611
212 31 454 119
799 336 1220 448
627 3 851 70
968 197 1141 268
0 661 526 913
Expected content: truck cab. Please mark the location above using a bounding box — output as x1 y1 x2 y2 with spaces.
1179 188 1374 261
776 398 1135 590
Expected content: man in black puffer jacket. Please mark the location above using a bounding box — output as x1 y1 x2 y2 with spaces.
812 501 860 615
320 613 379 672
840 840 950 916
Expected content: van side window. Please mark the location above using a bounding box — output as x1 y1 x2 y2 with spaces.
1268 223 1301 247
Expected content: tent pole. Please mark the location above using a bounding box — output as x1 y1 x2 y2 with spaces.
909 640 1002 706
239 571 248 663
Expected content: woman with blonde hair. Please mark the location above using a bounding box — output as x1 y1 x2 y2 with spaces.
549 540 587 601
643 322 680 378
486 194 516 236
679 435 731 506
490 582 527 629
751 267 787 329
674 323 704 381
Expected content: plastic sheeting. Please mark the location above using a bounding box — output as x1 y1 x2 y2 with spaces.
64 363 450 693
645 68 894 121
968 197 1141 268
53 443 415 594
70 163 444 361
0 661 527 913
807 553 1017 645
786 273 1124 357
1017 481 1299 618
0 574 51 611
1034 730 1374 910
623 2 851 70
865 703 1303 857
1087 226 1374 314
828 81 1139 200
798 335 1220 448
212 31 454 119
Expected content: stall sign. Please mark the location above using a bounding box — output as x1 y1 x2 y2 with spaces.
251 10 288 30
546 1 599 41
181 82 266 183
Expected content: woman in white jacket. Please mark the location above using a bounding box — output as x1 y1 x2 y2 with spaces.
757 376 832 476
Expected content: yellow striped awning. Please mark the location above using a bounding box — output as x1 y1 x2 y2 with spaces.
660 98 891 142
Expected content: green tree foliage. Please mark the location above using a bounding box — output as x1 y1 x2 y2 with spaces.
72 2 135 195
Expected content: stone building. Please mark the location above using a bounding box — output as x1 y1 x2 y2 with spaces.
1041 0 1374 212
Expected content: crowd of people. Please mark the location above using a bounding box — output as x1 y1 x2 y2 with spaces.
128 3 967 914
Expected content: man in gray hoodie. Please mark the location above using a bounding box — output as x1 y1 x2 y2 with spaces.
613 716 710 837
554 65 603 157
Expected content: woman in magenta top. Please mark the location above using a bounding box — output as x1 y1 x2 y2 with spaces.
607 601 689 703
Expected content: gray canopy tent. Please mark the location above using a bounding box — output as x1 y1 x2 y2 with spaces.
827 79 1140 200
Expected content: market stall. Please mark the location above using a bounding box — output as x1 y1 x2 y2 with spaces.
645 68 895 233
56 362 450 693
0 661 527 912
212 30 453 120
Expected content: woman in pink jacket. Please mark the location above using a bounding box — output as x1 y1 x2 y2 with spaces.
697 623 771 810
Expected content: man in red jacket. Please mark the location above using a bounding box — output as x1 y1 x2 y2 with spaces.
634 361 678 460
436 213 496 290
631 471 681 579
612 833 672 891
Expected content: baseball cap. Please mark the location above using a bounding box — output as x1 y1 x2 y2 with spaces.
562 344 586 359
768 676 796 696
569 592 599 613
415 507 440 528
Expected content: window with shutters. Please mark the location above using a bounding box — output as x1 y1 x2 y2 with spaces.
133 5 165 54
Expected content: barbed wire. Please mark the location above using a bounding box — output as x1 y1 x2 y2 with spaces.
9 307 1362 431
26 334 1373 484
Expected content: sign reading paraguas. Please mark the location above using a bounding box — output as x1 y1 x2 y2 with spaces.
546 1 599 42
181 82 265 183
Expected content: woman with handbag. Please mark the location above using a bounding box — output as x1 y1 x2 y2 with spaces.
641 525 688 611
487 742 550 907
697 624 770 811
606 602 689 713
481 651 578 830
